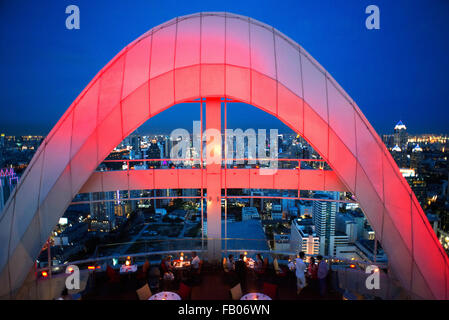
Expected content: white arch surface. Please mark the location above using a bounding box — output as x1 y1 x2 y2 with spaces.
0 12 447 299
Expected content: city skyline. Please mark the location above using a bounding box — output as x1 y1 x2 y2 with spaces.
1 1 449 135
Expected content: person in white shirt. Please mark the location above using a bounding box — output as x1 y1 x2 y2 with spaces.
295 251 307 295
191 252 200 270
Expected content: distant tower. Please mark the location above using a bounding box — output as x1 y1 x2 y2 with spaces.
130 135 142 159
410 144 423 171
312 192 339 256
0 168 18 212
394 120 408 150
89 192 116 232
391 144 407 168
147 140 161 167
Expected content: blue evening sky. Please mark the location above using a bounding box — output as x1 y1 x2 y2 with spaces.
0 0 448 135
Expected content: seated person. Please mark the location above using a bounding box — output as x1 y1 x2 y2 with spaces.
164 255 174 272
254 254 264 273
160 257 168 273
161 256 175 280
235 255 246 276
226 254 235 271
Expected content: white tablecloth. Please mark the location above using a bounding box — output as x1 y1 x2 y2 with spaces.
240 293 272 300
173 261 191 269
246 258 255 269
120 264 137 273
149 291 181 300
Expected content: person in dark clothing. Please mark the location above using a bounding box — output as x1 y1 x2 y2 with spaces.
234 254 247 290
317 255 329 297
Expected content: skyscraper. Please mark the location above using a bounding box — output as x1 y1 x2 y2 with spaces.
88 192 116 232
290 218 320 255
130 135 142 159
147 140 162 167
391 144 407 168
394 120 408 150
410 144 424 171
0 168 18 212
312 192 346 256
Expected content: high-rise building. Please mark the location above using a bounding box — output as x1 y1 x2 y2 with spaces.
382 134 394 149
394 120 408 150
346 209 366 240
290 218 320 255
130 135 142 159
147 140 162 167
281 196 295 213
0 133 5 149
410 144 424 171
0 168 18 212
336 212 358 243
89 192 116 232
242 207 259 220
391 144 407 168
312 192 344 256
400 168 427 206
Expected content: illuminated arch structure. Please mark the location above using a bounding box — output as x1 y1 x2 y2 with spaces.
0 12 448 299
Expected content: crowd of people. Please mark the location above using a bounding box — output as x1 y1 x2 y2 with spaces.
160 251 202 284
223 251 329 298
294 252 329 297
224 253 262 291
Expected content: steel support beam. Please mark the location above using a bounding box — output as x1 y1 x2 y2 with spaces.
79 168 348 193
205 98 222 261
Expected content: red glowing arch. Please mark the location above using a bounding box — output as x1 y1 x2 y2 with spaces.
0 12 447 299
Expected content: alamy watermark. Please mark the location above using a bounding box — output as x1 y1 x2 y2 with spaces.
65 265 80 290
170 121 279 175
65 5 80 30
365 265 380 290
365 5 380 30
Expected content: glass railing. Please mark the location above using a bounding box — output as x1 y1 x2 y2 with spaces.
96 158 331 171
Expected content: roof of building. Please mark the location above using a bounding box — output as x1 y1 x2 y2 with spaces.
412 144 423 152
394 120 407 130
392 145 402 152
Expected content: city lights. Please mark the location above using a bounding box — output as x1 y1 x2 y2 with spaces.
0 3 448 304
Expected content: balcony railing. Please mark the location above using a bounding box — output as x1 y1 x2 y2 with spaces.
97 158 331 171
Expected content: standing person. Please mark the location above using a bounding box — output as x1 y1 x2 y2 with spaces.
295 252 307 295
307 256 318 291
190 251 201 283
191 252 200 271
317 255 329 297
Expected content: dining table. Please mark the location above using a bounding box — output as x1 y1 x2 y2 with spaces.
119 264 137 273
173 260 191 280
245 258 255 269
173 260 191 269
148 291 181 300
240 293 272 300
